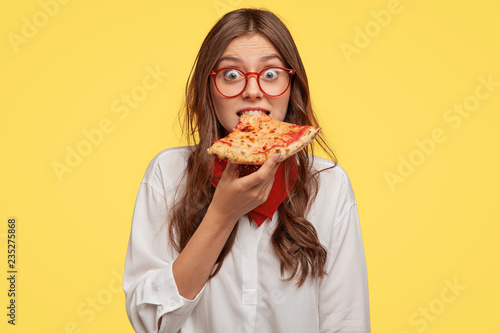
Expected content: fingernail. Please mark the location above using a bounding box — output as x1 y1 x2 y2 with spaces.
273 154 281 162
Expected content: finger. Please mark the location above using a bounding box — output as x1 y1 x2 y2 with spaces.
260 154 281 176
241 155 281 188
220 162 239 181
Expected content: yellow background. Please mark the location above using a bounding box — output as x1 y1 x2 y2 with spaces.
1 0 499 332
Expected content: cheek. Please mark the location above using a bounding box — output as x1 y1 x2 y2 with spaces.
211 95 228 120
210 86 224 116
210 85 235 133
275 93 291 121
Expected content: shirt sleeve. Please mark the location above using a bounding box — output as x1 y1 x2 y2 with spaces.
318 201 371 333
123 181 205 333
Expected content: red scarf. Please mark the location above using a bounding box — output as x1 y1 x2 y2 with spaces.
209 158 297 226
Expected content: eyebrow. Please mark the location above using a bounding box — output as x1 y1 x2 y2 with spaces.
217 54 284 66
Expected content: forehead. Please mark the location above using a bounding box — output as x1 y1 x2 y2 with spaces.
217 34 284 66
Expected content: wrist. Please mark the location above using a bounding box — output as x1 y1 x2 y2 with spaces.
205 204 239 231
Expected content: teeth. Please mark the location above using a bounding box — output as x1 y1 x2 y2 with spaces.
239 110 268 116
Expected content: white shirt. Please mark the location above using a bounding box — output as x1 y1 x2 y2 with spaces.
123 147 370 333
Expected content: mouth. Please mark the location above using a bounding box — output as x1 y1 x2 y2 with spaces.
236 109 270 117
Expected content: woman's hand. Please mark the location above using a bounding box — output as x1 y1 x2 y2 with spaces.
209 154 281 224
172 154 281 300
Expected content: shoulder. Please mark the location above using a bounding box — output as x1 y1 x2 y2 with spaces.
310 155 355 203
307 155 357 226
140 146 192 196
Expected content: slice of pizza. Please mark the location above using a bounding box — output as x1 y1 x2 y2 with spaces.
207 114 320 165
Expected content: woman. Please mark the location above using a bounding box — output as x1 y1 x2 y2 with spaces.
123 8 370 333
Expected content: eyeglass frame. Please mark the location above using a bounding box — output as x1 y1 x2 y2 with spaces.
209 66 296 98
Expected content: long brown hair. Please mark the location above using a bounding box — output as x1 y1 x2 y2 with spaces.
169 8 338 286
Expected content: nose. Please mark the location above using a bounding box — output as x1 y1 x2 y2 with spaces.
241 73 263 99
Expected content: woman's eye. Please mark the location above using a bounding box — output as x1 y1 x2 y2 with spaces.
223 69 243 80
262 68 280 80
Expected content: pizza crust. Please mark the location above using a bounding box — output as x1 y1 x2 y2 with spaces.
275 126 320 162
207 114 320 165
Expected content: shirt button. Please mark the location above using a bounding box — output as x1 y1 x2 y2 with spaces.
169 297 177 307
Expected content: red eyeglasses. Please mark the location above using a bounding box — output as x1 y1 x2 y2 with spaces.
210 67 295 98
